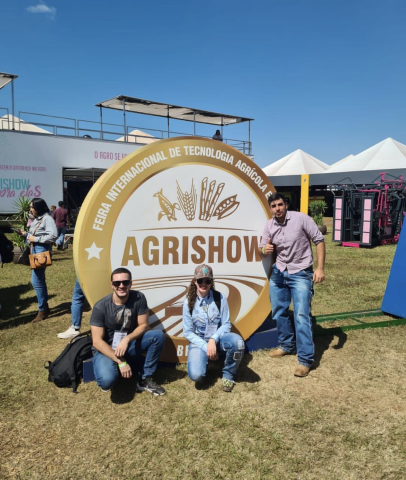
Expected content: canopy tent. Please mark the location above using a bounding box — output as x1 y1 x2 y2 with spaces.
116 129 159 144
95 96 253 155
0 115 51 134
262 149 329 176
0 72 18 127
0 72 18 91
96 96 253 126
328 138 406 172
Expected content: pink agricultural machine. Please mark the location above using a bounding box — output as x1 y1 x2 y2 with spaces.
330 173 406 247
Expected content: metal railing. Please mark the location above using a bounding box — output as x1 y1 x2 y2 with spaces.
0 109 252 156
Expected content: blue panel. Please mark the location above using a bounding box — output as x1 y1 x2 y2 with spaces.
381 223 406 318
83 358 95 383
245 325 278 352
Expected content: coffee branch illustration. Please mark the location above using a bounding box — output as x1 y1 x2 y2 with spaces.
154 177 239 222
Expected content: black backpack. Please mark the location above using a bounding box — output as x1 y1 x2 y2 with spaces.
0 232 14 267
189 289 221 314
44 332 93 393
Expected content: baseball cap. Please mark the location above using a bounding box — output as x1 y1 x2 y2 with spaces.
194 264 213 279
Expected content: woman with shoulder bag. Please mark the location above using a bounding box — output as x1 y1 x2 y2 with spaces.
17 198 57 322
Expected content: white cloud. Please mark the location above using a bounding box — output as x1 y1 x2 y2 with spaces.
27 3 56 19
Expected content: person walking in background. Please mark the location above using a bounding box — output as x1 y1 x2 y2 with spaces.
17 198 57 323
212 129 223 141
182 264 245 392
52 201 69 250
58 278 85 339
259 193 325 378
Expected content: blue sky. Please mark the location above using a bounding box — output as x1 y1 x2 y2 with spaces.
1 0 405 168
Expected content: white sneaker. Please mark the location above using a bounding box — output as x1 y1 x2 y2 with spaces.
58 326 80 339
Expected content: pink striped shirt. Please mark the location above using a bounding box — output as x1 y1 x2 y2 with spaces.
259 211 324 274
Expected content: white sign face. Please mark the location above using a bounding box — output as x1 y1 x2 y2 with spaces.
74 137 275 362
0 131 137 213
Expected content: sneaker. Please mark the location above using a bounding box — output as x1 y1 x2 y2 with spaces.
137 378 166 396
222 378 235 392
100 388 110 393
58 326 80 339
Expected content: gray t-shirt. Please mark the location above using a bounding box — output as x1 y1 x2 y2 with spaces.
90 290 149 347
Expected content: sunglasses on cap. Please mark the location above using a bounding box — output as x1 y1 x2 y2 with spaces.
112 280 131 287
196 278 212 285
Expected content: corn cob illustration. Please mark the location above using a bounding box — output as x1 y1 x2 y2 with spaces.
153 189 180 221
177 180 197 221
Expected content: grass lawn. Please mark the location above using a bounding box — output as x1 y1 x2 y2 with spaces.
1 234 405 479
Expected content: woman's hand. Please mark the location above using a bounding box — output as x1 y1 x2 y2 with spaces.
207 339 218 361
27 235 36 243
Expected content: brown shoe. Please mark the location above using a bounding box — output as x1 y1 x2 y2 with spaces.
269 348 288 358
294 365 310 377
32 310 48 323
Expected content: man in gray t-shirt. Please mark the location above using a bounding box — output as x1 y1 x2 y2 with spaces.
90 267 166 395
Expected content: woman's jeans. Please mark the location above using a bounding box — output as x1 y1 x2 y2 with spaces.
71 278 85 329
187 333 245 383
92 330 165 391
31 243 51 312
270 265 314 367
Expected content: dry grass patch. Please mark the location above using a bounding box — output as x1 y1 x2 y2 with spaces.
1 238 405 479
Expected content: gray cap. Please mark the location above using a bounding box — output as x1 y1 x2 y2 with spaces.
194 264 213 279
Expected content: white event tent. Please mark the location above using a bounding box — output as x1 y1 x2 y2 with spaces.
262 149 329 176
116 129 159 144
327 138 406 172
0 114 51 134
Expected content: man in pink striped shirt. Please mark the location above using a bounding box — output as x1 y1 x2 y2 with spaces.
259 193 325 377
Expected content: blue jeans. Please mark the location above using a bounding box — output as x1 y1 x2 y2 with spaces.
92 330 165 390
270 265 314 367
71 278 85 329
56 227 66 248
31 243 51 312
187 333 245 383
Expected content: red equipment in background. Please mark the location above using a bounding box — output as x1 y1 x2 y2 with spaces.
330 173 406 247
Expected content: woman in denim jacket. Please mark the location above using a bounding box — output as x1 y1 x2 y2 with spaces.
18 198 57 322
182 264 245 392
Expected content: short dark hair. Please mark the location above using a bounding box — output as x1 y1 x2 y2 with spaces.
111 267 132 282
268 192 288 206
31 198 50 216
58 201 64 207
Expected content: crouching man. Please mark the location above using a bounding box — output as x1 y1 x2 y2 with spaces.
90 267 166 395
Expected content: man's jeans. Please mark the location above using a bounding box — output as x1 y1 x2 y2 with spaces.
270 265 314 367
92 330 165 391
187 332 245 383
71 278 85 329
31 243 51 311
56 227 66 248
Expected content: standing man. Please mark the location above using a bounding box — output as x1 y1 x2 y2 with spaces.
90 267 166 395
259 193 325 377
52 201 70 249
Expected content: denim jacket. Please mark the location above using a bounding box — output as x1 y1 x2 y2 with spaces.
182 290 231 353
27 214 57 245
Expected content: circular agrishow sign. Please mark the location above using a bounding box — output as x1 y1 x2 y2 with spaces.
74 137 275 362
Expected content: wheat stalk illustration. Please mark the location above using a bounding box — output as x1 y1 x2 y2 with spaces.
177 180 197 221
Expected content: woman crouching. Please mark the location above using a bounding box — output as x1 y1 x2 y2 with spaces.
182 264 245 392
